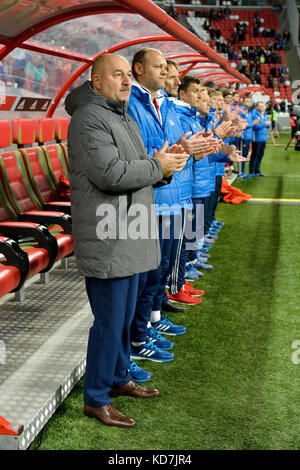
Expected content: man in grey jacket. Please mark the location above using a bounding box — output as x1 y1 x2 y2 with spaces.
65 53 189 428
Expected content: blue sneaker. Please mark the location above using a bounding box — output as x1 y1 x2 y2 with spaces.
213 219 224 228
196 251 210 261
204 235 215 245
193 259 213 270
248 173 256 178
238 172 249 179
186 263 203 278
210 224 221 233
129 360 152 383
152 314 186 336
196 262 213 270
202 242 212 249
256 172 265 177
197 248 210 257
195 255 208 264
130 340 174 363
208 230 218 240
147 326 174 350
185 270 201 281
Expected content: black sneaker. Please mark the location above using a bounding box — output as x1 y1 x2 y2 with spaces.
162 300 187 313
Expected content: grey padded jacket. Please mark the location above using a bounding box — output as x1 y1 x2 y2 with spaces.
65 81 163 278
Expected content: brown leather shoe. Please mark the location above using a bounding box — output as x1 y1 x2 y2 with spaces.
83 403 136 428
109 379 160 398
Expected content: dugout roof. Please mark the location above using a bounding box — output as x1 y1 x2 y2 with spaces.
0 0 257 119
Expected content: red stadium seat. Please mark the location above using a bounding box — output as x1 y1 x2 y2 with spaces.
9 119 71 213
53 118 69 175
0 121 73 271
0 152 73 263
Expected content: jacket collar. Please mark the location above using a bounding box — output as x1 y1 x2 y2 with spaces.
172 99 198 118
89 81 128 115
131 78 165 107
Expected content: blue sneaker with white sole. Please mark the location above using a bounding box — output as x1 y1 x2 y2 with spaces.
130 340 174 363
147 326 174 350
208 229 218 239
185 264 203 280
196 262 213 270
129 360 152 382
204 235 215 244
213 220 224 228
198 248 210 257
193 259 213 270
184 270 200 281
151 314 186 336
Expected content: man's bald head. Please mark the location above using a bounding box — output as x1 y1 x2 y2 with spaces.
91 54 130 79
91 53 132 102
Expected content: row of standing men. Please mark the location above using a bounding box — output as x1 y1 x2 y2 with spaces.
65 48 270 428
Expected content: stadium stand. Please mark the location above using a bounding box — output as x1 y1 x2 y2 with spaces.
180 7 292 106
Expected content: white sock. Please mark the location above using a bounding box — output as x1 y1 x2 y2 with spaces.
147 321 152 329
150 310 161 323
131 341 146 347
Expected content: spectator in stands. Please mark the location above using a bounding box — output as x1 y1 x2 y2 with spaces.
228 46 234 60
253 25 259 38
209 27 216 40
237 61 244 73
65 53 187 428
203 19 209 30
216 28 222 40
283 30 290 48
224 6 231 18
267 75 273 89
254 71 261 85
0 63 6 84
254 13 261 27
259 54 265 64
249 101 271 177
24 54 48 94
270 104 280 143
280 100 286 113
10 49 30 89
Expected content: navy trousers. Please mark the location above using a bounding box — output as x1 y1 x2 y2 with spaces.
84 274 139 408
205 191 215 233
153 214 181 309
249 141 266 174
210 175 223 223
188 197 206 262
130 214 179 343
241 139 251 173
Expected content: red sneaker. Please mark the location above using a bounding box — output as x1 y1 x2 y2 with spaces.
185 281 205 297
167 286 202 305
